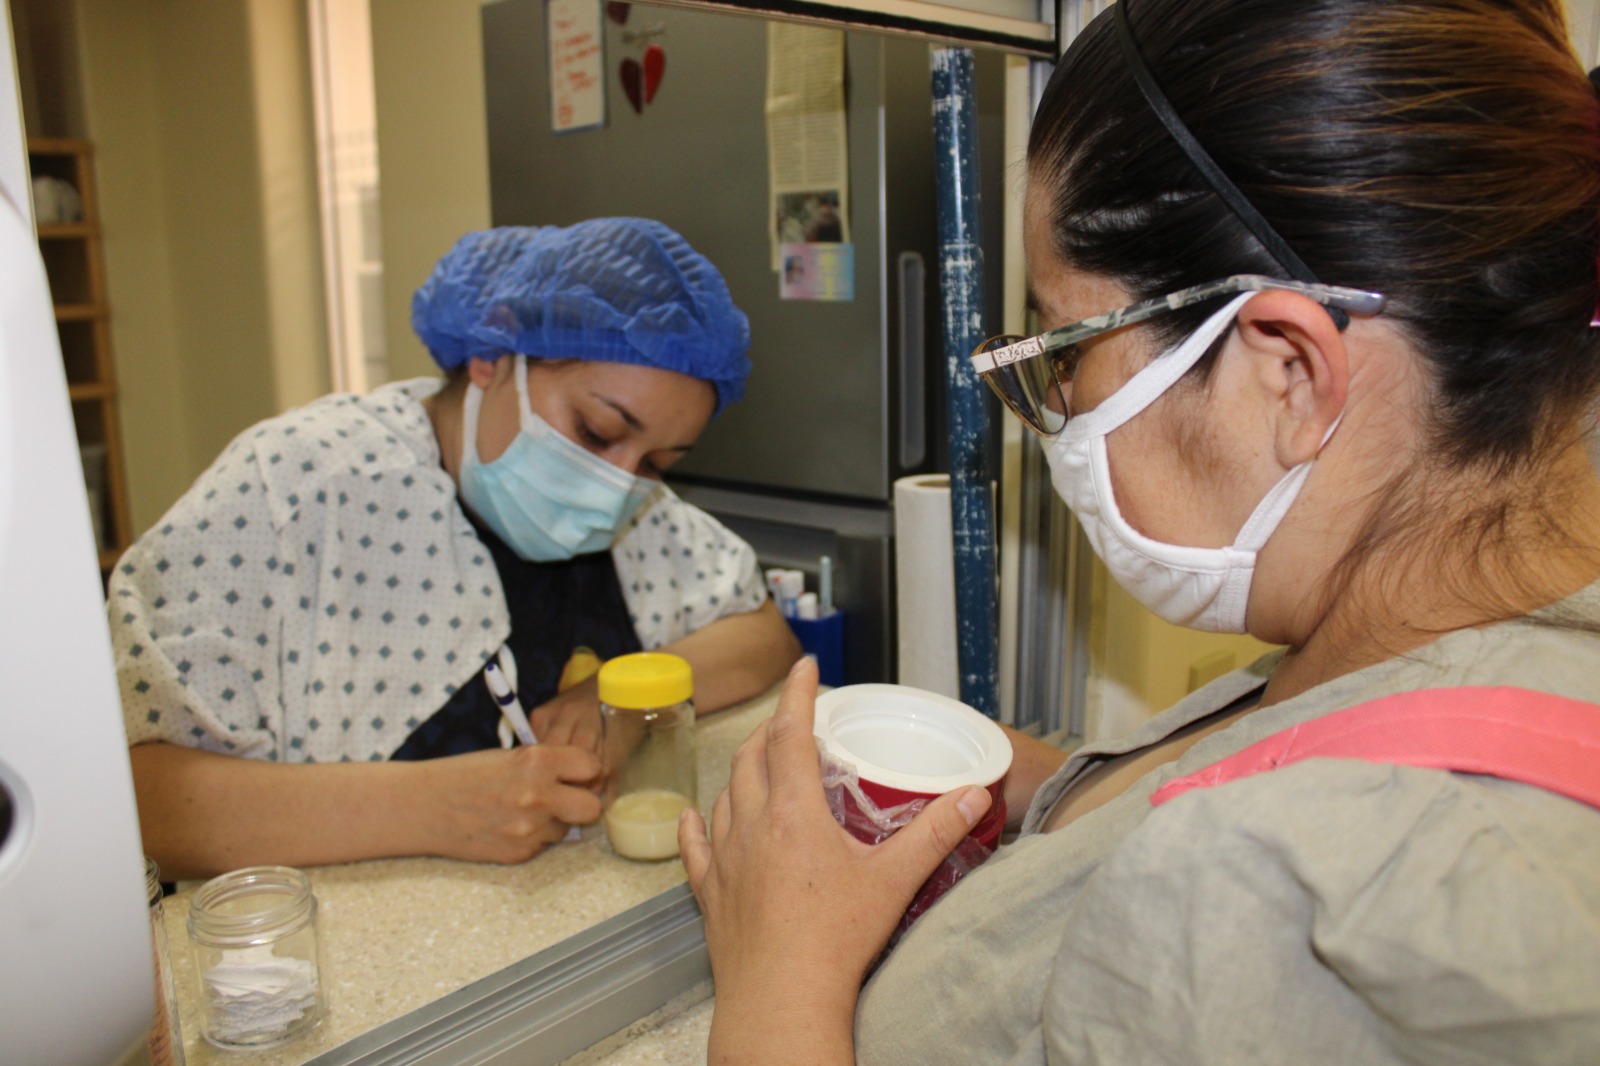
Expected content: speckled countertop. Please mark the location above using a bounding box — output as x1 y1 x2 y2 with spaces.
159 686 779 1066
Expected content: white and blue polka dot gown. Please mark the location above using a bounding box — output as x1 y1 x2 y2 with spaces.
109 378 766 764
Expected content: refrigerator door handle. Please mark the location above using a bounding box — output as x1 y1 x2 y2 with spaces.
897 251 927 470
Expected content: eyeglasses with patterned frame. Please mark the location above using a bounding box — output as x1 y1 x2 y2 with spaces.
968 275 1386 436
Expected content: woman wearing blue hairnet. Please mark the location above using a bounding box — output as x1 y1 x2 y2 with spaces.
112 218 799 879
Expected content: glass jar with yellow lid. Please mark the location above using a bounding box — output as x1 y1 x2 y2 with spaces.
599 652 695 861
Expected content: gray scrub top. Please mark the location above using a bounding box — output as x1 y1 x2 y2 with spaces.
855 585 1600 1064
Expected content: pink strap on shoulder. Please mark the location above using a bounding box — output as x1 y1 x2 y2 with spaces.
1151 686 1600 809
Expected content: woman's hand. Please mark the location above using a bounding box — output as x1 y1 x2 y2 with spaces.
531 677 603 757
679 658 992 1065
414 743 603 864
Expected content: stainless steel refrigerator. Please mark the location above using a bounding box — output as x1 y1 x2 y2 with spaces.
482 0 1005 682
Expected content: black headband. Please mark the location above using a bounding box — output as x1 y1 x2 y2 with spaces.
1113 0 1349 328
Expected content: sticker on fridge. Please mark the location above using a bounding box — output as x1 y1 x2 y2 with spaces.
780 242 855 302
549 0 606 133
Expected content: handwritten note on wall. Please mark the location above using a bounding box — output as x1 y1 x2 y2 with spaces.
549 0 605 133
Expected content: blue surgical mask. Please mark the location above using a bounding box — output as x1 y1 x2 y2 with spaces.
457 355 657 562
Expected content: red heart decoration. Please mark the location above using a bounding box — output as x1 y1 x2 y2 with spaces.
619 58 644 114
605 2 631 26
643 43 666 104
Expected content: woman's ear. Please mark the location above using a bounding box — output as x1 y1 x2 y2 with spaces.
1231 291 1349 469
467 354 510 390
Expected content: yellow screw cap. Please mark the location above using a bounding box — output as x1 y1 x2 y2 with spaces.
598 652 693 709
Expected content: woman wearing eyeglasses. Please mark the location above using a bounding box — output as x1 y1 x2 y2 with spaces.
681 1 1600 1062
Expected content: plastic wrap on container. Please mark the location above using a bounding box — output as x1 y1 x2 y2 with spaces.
818 741 994 948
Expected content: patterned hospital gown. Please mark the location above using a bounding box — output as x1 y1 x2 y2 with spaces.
109 377 766 763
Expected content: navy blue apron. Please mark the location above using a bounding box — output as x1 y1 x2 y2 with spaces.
390 511 643 760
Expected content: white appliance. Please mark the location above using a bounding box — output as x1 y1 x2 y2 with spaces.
0 10 152 1062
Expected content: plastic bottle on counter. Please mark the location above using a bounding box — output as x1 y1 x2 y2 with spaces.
600 652 697 861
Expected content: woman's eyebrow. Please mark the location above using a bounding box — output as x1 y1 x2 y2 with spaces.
592 393 696 452
592 393 644 431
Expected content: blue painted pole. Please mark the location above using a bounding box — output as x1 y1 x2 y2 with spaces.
931 47 999 719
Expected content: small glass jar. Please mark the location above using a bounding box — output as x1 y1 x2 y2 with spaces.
600 652 697 861
186 865 324 1049
145 858 185 1066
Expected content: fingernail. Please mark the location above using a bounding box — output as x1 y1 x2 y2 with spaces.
956 787 986 828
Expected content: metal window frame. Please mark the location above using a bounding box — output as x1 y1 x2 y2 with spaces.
639 0 1057 56
306 886 710 1066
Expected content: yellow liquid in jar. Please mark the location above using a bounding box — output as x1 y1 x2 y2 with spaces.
605 789 693 861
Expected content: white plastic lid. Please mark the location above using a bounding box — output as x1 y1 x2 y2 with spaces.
813 684 1012 793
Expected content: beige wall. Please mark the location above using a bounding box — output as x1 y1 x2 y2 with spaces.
72 0 328 535
1571 0 1600 65
51 0 507 528
72 0 196 534
370 0 491 383
1086 563 1276 741
248 0 330 416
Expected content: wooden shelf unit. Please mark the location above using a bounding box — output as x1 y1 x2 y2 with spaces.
28 136 131 572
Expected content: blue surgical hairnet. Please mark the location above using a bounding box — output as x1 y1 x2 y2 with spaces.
411 218 751 413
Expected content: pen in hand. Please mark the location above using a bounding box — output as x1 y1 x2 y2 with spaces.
484 659 536 746
486 654 588 843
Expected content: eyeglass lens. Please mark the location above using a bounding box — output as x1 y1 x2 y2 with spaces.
972 334 1073 435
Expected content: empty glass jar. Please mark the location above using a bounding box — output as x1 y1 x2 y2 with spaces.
186 865 324 1049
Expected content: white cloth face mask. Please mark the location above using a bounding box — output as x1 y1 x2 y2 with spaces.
1043 293 1336 633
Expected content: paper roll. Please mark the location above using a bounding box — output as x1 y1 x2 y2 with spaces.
894 474 960 699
